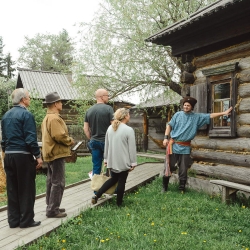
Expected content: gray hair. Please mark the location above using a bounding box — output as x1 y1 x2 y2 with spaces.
12 88 28 105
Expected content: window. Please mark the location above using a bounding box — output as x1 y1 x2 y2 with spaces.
202 62 238 137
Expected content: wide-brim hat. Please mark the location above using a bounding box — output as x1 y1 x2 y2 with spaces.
181 96 197 108
43 92 61 104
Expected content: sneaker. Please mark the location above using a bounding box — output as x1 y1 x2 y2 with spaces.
91 195 98 204
47 212 67 218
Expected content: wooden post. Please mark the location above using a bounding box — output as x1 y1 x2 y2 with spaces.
143 112 148 152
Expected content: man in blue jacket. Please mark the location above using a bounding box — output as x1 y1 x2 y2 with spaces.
1 88 43 228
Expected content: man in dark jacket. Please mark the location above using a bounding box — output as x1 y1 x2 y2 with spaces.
1 88 43 228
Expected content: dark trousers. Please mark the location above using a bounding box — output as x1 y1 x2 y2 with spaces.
4 154 36 228
46 158 65 216
169 154 192 181
97 170 129 206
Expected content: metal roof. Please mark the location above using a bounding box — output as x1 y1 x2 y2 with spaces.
146 0 242 43
16 68 79 100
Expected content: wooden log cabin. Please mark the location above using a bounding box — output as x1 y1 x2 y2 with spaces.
146 0 250 185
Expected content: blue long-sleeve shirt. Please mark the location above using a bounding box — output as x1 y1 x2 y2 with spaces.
1 105 40 158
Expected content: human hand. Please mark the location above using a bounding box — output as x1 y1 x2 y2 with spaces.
224 107 233 116
163 139 169 147
36 157 43 169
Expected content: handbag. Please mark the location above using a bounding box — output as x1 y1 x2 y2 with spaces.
90 167 118 194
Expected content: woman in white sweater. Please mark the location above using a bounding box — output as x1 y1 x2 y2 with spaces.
91 108 137 206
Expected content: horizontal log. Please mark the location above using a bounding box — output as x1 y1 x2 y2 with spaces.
237 69 250 84
191 136 250 152
181 71 195 84
191 163 250 185
194 43 250 68
238 82 250 98
237 113 250 125
237 126 250 138
191 149 250 168
239 97 250 113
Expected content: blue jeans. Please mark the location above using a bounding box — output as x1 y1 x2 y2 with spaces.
88 140 105 175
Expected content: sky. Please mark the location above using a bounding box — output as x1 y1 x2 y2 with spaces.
0 0 100 61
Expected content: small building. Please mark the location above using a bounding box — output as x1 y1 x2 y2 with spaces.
146 0 250 185
130 94 181 152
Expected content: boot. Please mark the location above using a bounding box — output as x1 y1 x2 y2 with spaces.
162 176 170 193
179 180 186 192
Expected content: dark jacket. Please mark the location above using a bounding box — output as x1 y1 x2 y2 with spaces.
1 105 40 158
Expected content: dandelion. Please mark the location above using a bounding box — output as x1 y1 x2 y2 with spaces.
110 233 113 235
100 239 105 243
151 222 154 226
242 205 246 209
96 238 98 240
239 230 242 233
181 232 187 235
154 240 157 242
62 248 66 250
106 238 109 241
118 236 120 238
127 213 130 216
144 234 147 236
216 208 218 210
62 239 66 243
203 240 206 243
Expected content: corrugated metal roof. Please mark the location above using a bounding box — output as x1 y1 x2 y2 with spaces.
16 68 79 100
146 0 241 42
134 93 182 109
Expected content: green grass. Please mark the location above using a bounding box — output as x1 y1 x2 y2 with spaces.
0 156 161 207
19 178 250 250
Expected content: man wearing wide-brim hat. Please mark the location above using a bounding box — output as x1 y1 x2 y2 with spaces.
162 96 233 193
41 92 74 218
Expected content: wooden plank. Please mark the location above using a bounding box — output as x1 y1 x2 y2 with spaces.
210 180 250 193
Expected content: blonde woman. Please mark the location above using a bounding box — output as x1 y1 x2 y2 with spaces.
91 108 137 207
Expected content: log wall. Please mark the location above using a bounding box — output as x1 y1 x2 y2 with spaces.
190 41 250 185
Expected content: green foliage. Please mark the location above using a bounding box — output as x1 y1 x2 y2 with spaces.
18 29 75 73
22 178 250 250
27 96 46 127
0 78 15 118
76 0 217 101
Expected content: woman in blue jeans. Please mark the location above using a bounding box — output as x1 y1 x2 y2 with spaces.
91 108 137 206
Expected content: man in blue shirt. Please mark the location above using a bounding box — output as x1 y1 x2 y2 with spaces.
162 97 232 192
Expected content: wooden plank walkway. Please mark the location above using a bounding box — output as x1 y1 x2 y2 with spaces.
0 162 163 250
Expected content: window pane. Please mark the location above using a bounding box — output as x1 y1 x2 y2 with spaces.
214 83 230 99
213 100 230 127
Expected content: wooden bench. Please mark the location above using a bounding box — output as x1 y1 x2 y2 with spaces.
210 180 250 204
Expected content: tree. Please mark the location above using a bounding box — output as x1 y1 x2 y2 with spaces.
18 29 75 73
76 0 216 101
5 53 15 79
0 37 5 78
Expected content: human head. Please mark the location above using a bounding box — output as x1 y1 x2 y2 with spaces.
12 88 30 107
112 108 130 131
44 92 62 112
182 96 197 110
95 89 110 104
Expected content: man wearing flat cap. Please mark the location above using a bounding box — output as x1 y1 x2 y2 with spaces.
41 92 74 218
162 96 232 193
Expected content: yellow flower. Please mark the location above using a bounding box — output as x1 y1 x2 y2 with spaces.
110 233 113 235
203 240 206 243
96 238 98 240
100 240 105 243
242 205 246 209
62 239 66 243
144 234 147 236
106 238 109 241
127 213 130 216
216 208 218 210
151 222 154 226
181 232 187 235
239 230 242 233
118 236 120 238
154 240 157 242
62 248 66 250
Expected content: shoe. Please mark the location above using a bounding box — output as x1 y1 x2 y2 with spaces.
91 195 98 204
59 208 65 213
20 221 41 228
47 212 67 218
